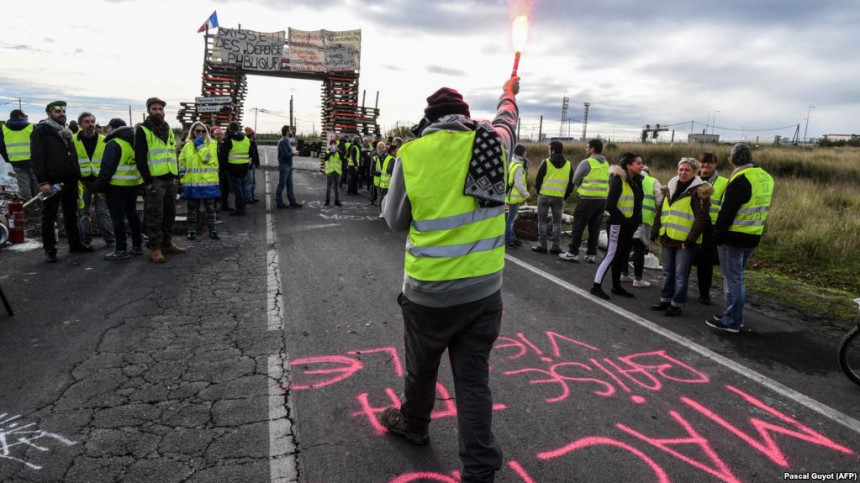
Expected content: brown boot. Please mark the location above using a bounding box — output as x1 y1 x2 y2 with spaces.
150 247 165 263
162 244 187 254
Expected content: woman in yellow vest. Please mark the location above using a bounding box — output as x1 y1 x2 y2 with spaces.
590 153 644 300
650 157 713 316
620 164 663 287
368 141 386 206
505 144 531 248
180 121 220 240
93 119 144 260
323 138 343 206
692 151 728 305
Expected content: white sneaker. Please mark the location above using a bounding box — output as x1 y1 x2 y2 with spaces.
633 279 651 288
584 255 597 264
619 274 635 283
558 251 579 262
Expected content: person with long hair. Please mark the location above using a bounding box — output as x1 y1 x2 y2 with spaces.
179 121 220 240
590 152 644 300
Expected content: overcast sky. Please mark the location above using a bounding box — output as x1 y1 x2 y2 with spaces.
2 0 858 142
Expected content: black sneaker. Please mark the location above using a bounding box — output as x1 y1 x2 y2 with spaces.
513 240 523 246
705 319 740 333
380 408 429 446
611 286 635 298
324 201 330 206
505 242 518 249
209 232 220 240
664 306 682 317
187 233 196 240
531 246 548 254
289 203 303 208
70 244 95 253
334 201 342 206
590 285 610 300
650 302 671 311
549 247 562 255
698 295 711 305
276 203 289 209
45 252 58 263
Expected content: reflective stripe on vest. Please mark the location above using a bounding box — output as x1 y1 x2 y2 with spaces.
325 150 342 174
659 195 702 243
728 167 773 235
73 133 106 177
539 158 570 197
506 162 526 204
228 137 251 165
181 142 219 187
400 129 505 282
708 175 729 224
617 178 634 218
109 138 143 187
577 157 609 198
642 174 657 225
379 155 394 189
2 124 33 162
139 126 177 177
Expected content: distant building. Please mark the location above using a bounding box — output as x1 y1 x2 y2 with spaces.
822 134 856 141
688 133 720 144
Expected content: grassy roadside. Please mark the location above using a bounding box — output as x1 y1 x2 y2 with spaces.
518 141 860 326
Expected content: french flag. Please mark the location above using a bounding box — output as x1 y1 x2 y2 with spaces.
197 11 219 33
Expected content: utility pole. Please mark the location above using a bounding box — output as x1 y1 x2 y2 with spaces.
712 110 720 135
538 115 543 142
559 96 569 138
516 116 521 140
290 96 294 129
690 120 694 134
803 104 815 143
17 98 22 110
253 107 258 132
582 102 590 141
128 105 132 125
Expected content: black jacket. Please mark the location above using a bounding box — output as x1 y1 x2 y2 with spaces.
605 165 643 226
31 121 80 184
218 131 250 178
534 154 575 199
249 139 260 168
135 119 176 185
94 126 136 193
714 165 760 248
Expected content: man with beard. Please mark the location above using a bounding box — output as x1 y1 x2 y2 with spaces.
31 101 93 262
1 109 39 200
74 112 115 248
135 97 186 263
217 122 251 216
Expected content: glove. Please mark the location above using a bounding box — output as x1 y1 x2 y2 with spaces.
193 136 205 149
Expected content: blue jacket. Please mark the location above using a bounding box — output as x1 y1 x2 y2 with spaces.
277 137 294 166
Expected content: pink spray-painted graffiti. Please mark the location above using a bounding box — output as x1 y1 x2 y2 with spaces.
288 332 857 482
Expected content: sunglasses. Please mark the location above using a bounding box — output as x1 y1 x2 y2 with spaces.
194 129 206 134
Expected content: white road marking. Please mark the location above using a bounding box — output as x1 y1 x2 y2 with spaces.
505 253 860 435
263 148 299 482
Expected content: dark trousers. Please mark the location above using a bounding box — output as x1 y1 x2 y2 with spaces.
41 180 82 254
145 178 176 249
347 167 359 194
368 185 379 204
325 173 341 203
187 198 217 234
219 173 230 208
569 198 606 255
399 290 504 482
229 176 247 214
106 185 142 252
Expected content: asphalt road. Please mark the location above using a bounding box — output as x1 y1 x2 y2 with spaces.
0 147 858 482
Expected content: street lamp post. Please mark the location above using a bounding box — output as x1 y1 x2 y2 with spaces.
803 104 815 143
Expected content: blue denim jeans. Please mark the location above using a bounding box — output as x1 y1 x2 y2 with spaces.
229 176 247 214
276 164 297 205
505 203 520 244
660 244 698 307
717 244 755 329
244 165 256 200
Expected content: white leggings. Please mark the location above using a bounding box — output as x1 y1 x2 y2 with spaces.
593 224 621 284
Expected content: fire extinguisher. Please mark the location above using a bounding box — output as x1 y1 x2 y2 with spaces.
7 201 24 244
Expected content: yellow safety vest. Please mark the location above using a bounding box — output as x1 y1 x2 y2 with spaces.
180 142 219 188
577 157 609 198
506 162 526 204
642 174 657 225
707 175 729 224
727 167 773 236
109 138 143 187
617 176 634 218
400 130 505 282
325 149 342 174
659 192 702 243
139 126 177 177
379 155 395 189
2 124 33 162
228 137 251 165
73 133 106 178
539 158 570 197
372 154 382 187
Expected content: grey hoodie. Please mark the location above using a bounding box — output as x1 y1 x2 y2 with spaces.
571 154 608 199
382 90 518 308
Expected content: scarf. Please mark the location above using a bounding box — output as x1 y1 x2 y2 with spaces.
464 124 506 207
42 118 73 147
146 116 171 141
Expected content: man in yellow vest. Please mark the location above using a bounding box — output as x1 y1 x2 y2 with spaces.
560 139 609 263
74 112 115 248
1 109 39 200
693 151 728 305
505 144 530 248
531 141 572 254
218 121 251 216
135 97 186 263
323 137 343 206
380 77 519 482
94 118 144 260
368 141 387 206
707 143 774 333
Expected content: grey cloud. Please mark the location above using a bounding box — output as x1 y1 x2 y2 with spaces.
383 64 402 71
425 65 467 76
43 37 55 43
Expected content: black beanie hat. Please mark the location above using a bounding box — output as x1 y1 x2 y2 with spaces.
424 87 470 121
108 118 127 129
